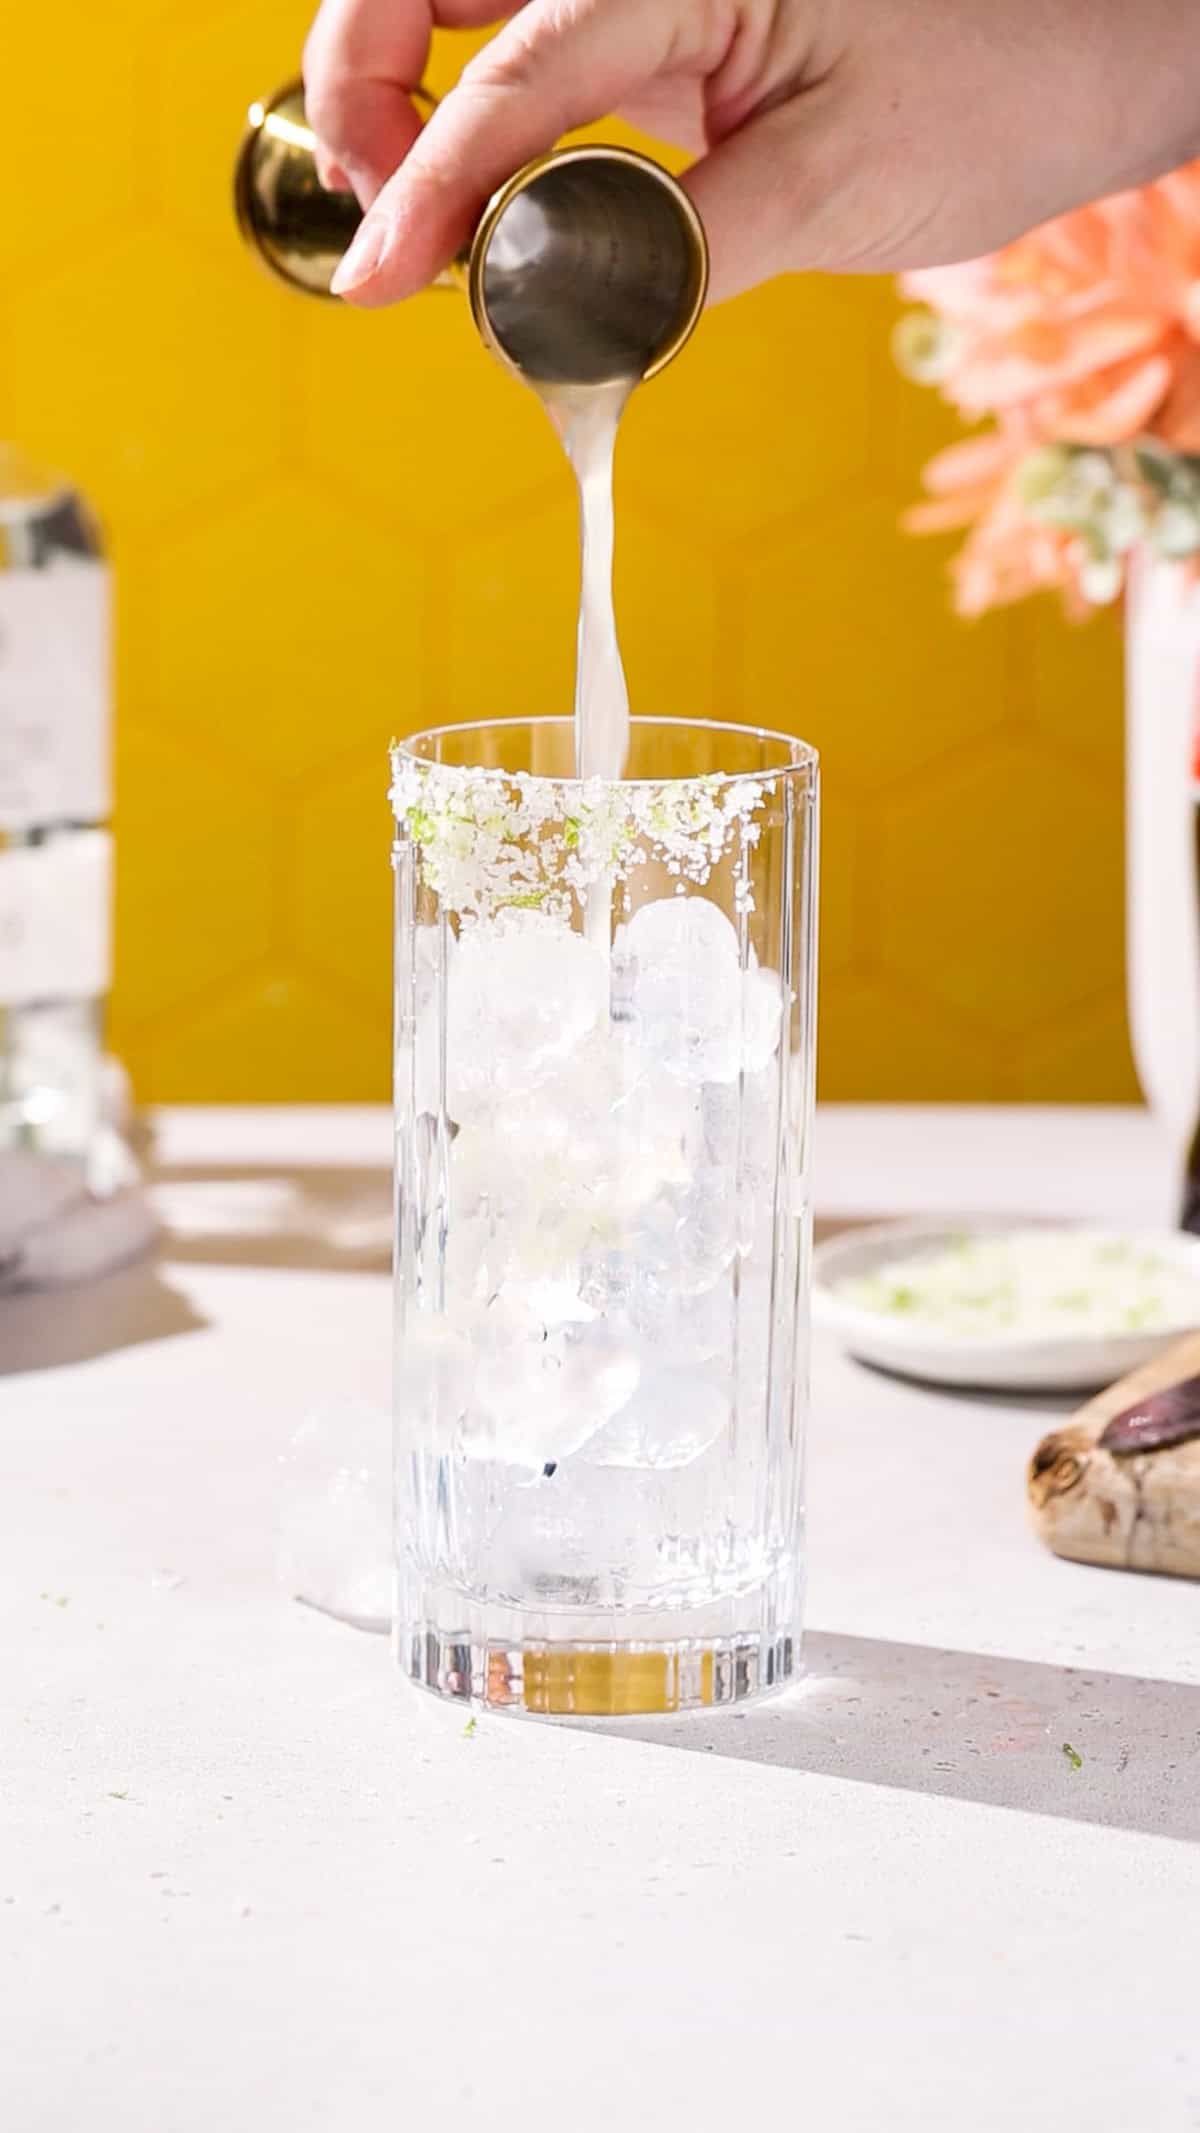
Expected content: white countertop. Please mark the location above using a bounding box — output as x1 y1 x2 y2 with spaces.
5 1105 1200 2132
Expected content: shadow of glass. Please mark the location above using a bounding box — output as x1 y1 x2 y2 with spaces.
150 1163 392 1274
0 1259 206 1375
583 1629 1200 1842
2 1154 391 1375
144 1179 863 1279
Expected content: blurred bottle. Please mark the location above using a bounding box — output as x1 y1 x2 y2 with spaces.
1183 790 1200 1234
1124 552 1200 1232
0 444 111 1160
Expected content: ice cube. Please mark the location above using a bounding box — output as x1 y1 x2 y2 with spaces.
394 922 445 1119
447 910 608 1119
487 1460 674 1608
620 897 786 1084
585 1368 730 1469
701 1066 783 1254
277 1401 391 1632
668 1164 739 1292
620 896 742 1084
395 1316 475 1447
580 1161 737 1324
729 1265 778 1415
401 1294 641 1473
448 1033 699 1289
442 1210 519 1304
742 965 785 1072
611 1167 737 1295
468 1313 641 1472
630 1265 736 1366
702 1066 780 1174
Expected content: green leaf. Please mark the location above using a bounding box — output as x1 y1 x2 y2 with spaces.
1015 445 1073 510
1061 1742 1083 1772
1134 440 1177 493
892 310 957 385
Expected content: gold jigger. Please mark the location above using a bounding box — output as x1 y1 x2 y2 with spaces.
235 79 708 387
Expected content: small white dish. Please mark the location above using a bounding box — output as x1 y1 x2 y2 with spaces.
813 1217 1200 1392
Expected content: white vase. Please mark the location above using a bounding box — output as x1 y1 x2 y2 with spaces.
1125 548 1200 1194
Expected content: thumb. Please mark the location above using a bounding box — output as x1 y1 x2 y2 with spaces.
331 0 682 304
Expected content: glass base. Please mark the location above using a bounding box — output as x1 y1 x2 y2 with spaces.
397 1571 803 1716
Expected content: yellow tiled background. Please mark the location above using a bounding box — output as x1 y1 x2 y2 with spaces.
7 1 1139 1103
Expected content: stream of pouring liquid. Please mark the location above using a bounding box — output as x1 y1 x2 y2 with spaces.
547 379 634 781
545 378 635 956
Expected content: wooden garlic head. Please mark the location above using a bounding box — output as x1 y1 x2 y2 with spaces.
1027 1335 1200 1579
1027 1428 1091 1513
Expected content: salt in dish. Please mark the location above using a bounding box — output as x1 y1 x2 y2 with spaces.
813 1221 1200 1391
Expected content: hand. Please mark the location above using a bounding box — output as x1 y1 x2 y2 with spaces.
302 0 1200 308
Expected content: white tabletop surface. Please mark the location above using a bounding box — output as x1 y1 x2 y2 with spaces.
5 1105 1200 2132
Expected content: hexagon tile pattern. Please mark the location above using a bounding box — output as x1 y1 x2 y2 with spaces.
10 5 1139 1104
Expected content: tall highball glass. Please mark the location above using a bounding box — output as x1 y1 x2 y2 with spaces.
391 717 818 1715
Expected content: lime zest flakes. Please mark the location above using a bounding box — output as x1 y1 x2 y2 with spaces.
1061 1743 1083 1772
462 1716 478 1739
839 1230 1200 1343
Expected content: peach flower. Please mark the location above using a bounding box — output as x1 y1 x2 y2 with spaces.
898 163 1200 611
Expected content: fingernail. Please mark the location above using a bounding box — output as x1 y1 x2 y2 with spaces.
330 216 390 297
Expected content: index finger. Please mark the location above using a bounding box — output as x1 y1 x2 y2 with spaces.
332 0 683 302
303 0 518 204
